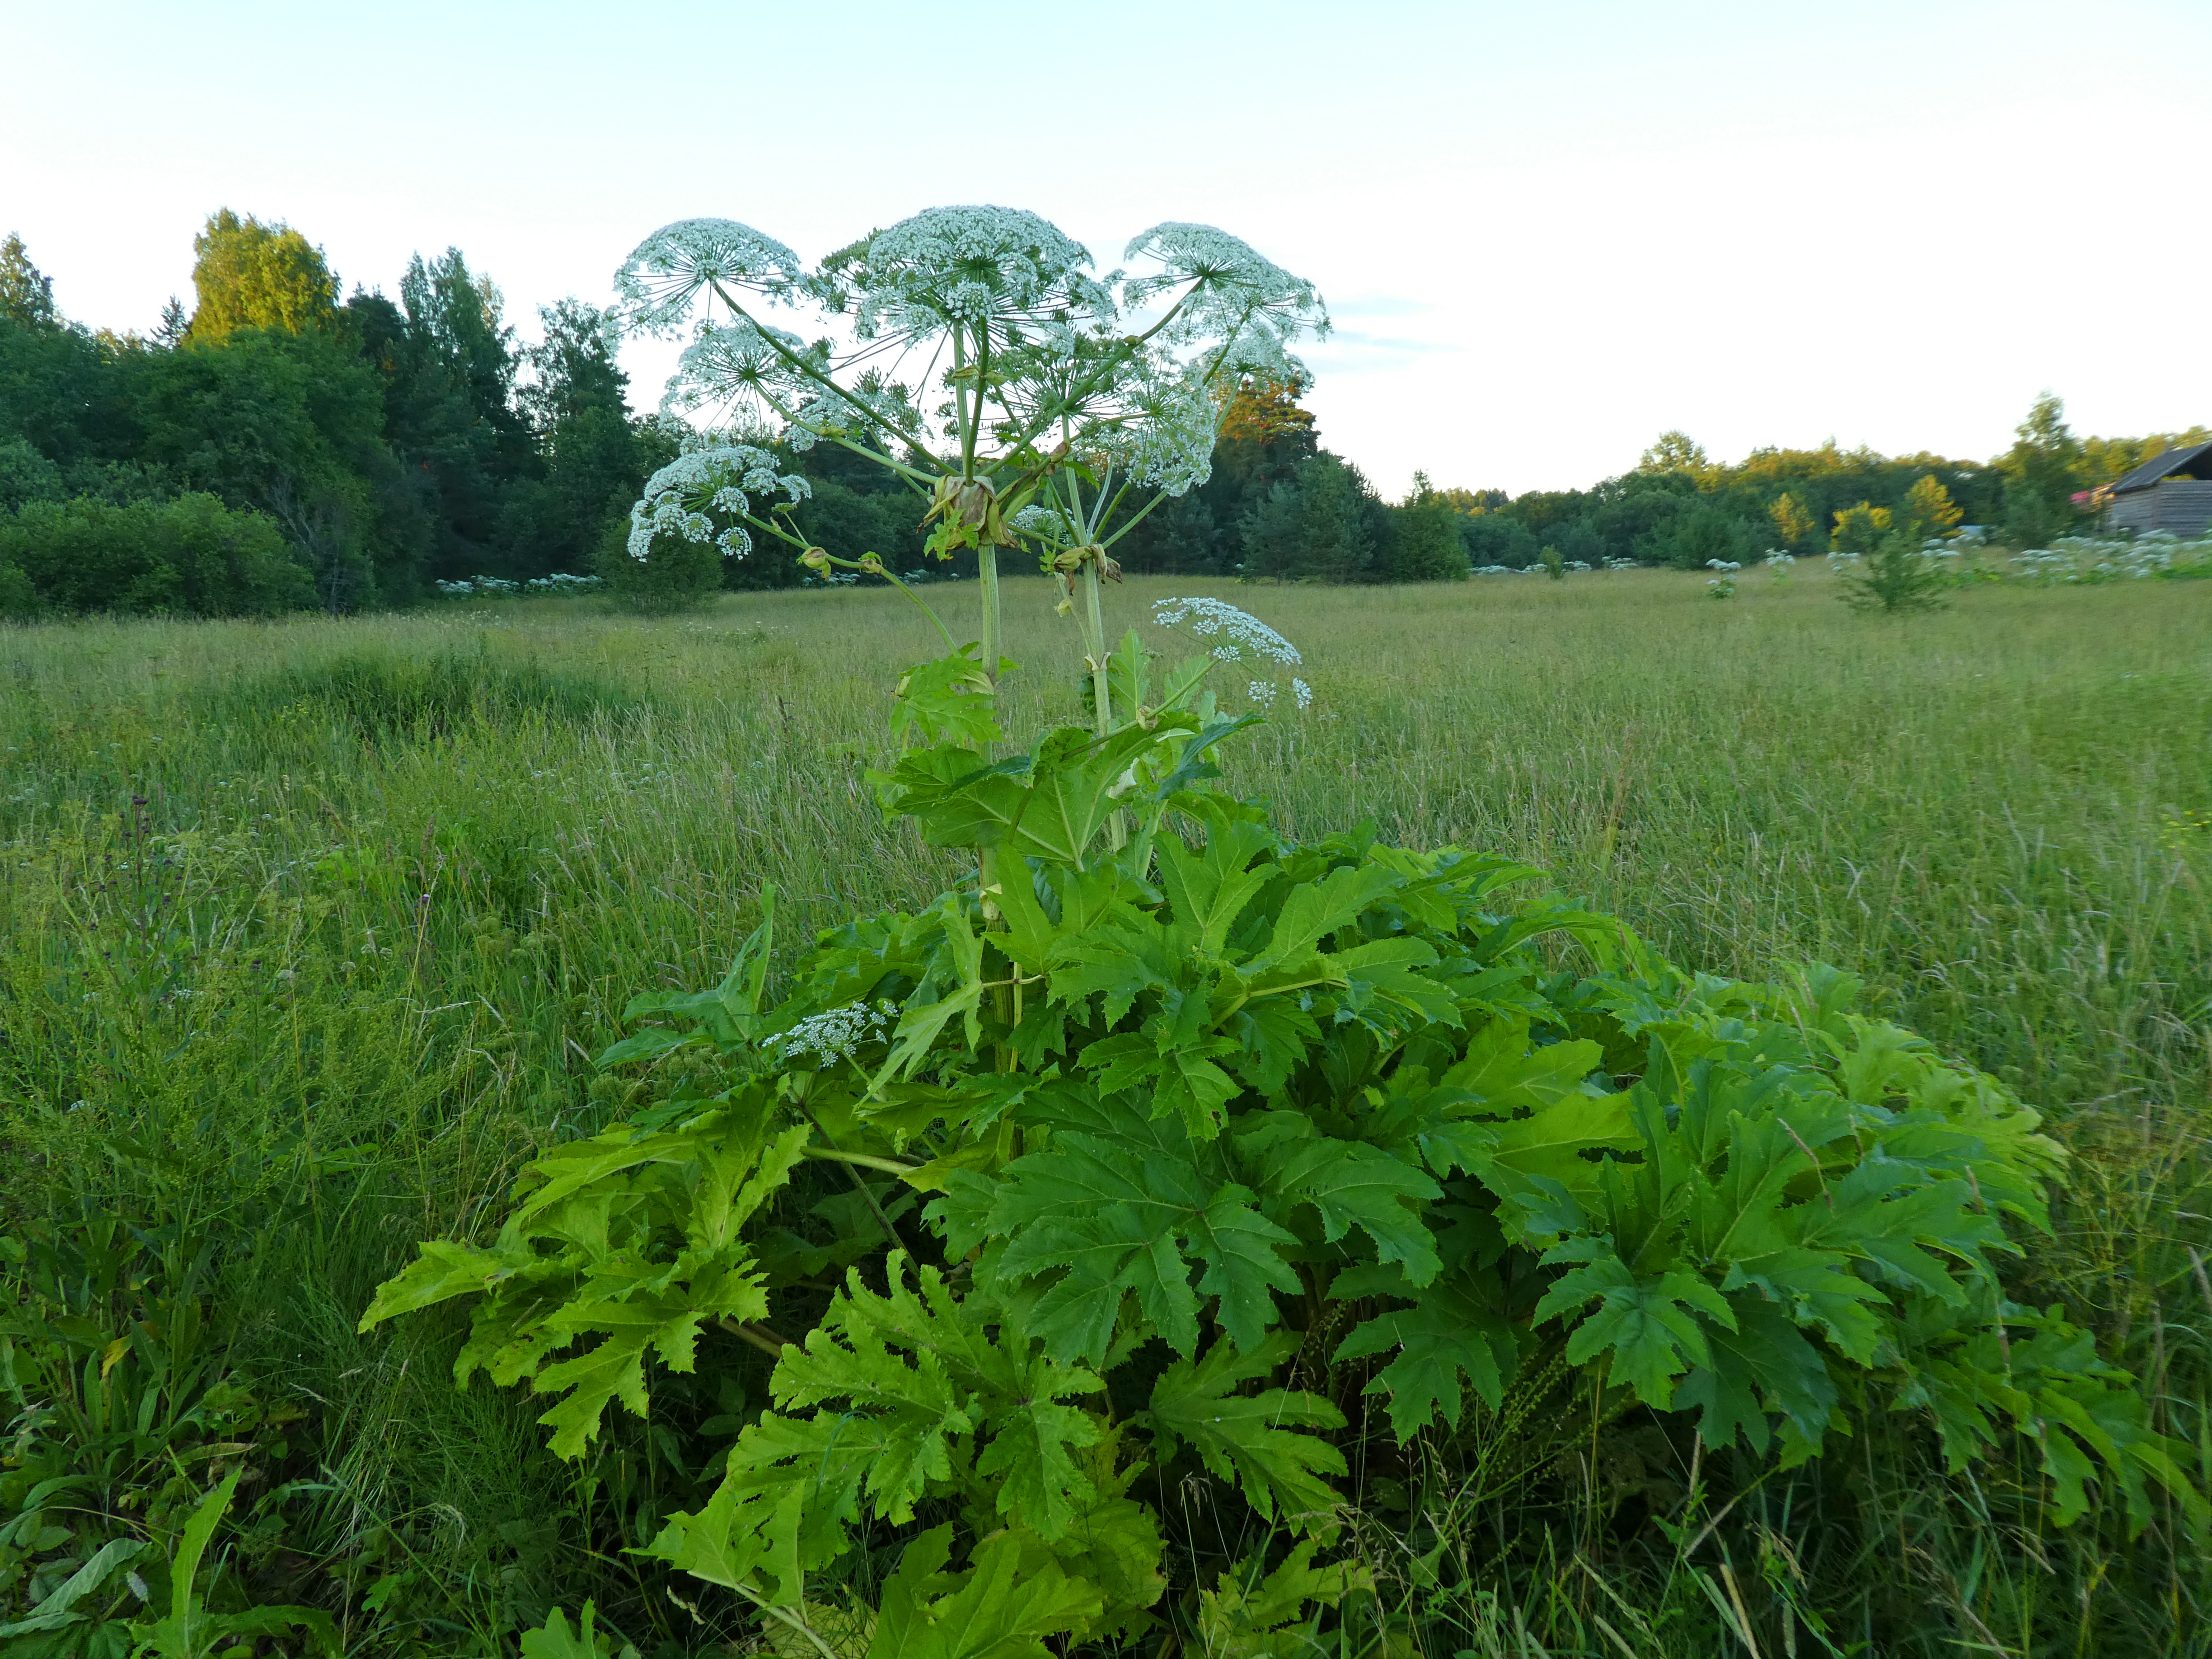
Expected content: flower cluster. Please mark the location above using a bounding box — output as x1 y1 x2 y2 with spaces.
661 318 818 423
614 219 805 338
1150 596 1302 665
1088 356 1219 496
816 206 1114 345
627 441 811 563
769 1000 897 1065
2010 531 2211 585
1122 223 1330 377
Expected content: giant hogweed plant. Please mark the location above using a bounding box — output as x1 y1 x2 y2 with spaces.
361 207 2200 1657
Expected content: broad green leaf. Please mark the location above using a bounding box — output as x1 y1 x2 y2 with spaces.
0 1538 145 1636
1142 1332 1347 1532
1482 1087 1640 1195
993 1115 1301 1363
356 1239 516 1332
1443 1023 1606 1113
889 647 1005 749
521 1602 641 1659
1266 1139 1443 1284
641 1469 805 1607
1196 1539 1373 1659
867 1527 1102 1659
1246 861 1400 972
1331 1273 1518 1439
1085 1024 1242 1139
1533 1246 1737 1407
1673 1298 1837 1455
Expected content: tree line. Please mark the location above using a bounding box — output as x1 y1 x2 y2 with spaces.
3 215 2202 618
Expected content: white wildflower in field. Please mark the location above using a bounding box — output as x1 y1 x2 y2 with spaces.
770 999 898 1065
1151 596 1302 665
817 206 1114 344
615 219 806 337
627 442 811 562
1122 223 1330 370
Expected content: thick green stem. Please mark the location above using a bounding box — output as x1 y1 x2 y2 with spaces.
1083 560 1112 739
977 544 1003 690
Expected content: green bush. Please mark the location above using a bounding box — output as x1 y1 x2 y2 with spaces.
592 515 723 614
0 492 311 617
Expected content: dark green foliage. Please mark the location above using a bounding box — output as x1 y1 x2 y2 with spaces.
1460 509 1542 568
1643 500 1765 570
0 1216 327 1655
792 477 925 579
593 516 723 612
139 328 399 608
0 492 310 616
0 225 678 615
1242 453 1387 581
1391 486 1471 582
0 435 62 511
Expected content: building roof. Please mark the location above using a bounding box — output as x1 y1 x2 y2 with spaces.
2111 439 2212 493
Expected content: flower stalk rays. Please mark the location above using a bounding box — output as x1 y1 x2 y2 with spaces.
610 205 1327 732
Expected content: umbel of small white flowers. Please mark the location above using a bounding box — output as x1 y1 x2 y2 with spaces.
606 206 1327 721
1152 596 1314 711
769 1000 897 1067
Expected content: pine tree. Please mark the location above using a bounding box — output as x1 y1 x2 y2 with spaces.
1391 473 1470 582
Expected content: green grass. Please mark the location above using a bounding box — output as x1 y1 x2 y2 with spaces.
4 567 2209 1655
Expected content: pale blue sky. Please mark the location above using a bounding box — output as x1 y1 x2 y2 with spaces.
5 0 2206 493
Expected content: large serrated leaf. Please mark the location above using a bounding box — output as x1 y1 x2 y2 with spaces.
1142 1332 1347 1532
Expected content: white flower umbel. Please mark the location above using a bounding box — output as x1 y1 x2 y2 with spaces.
1123 223 1330 367
661 318 820 425
816 206 1115 346
627 440 811 562
769 1000 897 1066
615 219 806 338
1153 595 1312 711
1150 596 1302 665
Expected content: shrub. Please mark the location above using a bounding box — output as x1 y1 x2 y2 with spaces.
1391 489 1471 582
592 511 722 613
0 492 311 616
1833 531 1951 614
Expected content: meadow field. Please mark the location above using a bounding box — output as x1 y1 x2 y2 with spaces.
5 565 2211 1655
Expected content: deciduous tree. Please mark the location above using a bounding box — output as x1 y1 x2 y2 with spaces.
187 210 338 344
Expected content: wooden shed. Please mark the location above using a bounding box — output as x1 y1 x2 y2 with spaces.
2107 440 2212 536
